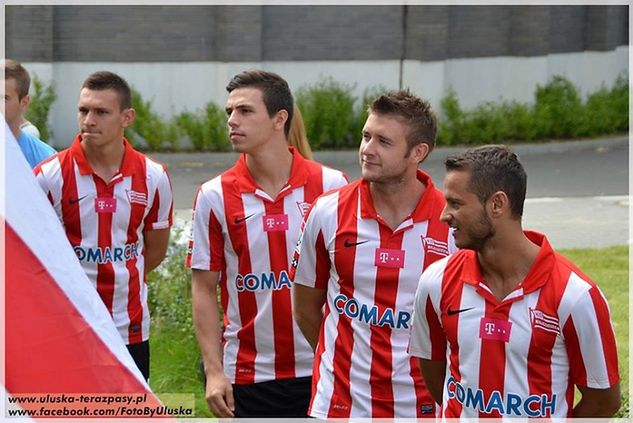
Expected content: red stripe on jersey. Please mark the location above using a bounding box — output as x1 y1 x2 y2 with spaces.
368 224 402 417
94 176 116 314
222 178 257 384
588 286 620 386
59 154 82 248
264 200 296 379
310 304 330 415
143 183 160 228
326 190 360 418
440 255 466 417
314 231 330 289
303 164 324 203
526 272 567 417
125 159 148 345
562 316 585 405
426 296 446 360
477 301 509 418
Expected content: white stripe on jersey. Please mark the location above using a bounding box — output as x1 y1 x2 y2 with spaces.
295 173 453 418
410 232 619 418
189 150 348 384
34 139 173 345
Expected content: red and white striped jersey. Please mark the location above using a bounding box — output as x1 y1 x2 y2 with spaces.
186 147 348 384
291 170 456 418
34 135 173 345
410 231 619 418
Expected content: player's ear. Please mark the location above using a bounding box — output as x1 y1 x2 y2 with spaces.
273 109 288 132
121 107 136 128
489 191 509 217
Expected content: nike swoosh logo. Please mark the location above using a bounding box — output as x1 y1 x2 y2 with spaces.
68 195 88 204
234 213 255 224
447 307 474 316
343 239 369 248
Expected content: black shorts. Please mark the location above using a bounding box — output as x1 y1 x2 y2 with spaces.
233 376 312 417
126 340 150 381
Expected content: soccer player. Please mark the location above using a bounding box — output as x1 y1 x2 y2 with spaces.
187 69 348 418
34 71 173 381
3 59 55 168
291 90 456 418
409 145 620 418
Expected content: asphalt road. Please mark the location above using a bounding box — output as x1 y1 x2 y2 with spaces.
152 135 629 249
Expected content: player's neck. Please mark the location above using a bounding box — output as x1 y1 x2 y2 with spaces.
9 120 21 141
477 226 540 300
370 173 426 231
82 138 126 183
245 139 293 199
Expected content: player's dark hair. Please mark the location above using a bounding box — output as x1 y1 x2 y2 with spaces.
226 69 294 138
445 145 527 218
82 71 132 110
3 59 31 100
368 89 437 158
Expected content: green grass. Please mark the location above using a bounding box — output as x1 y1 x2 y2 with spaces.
148 244 629 417
559 245 629 417
149 320 212 418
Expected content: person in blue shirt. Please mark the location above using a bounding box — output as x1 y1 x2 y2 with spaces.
3 59 56 168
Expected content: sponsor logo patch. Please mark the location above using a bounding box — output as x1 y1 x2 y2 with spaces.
126 189 148 206
479 317 512 342
374 248 405 268
94 197 117 213
296 201 310 217
262 214 289 232
421 236 450 257
529 308 561 334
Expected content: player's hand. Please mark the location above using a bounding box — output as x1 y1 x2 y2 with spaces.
204 371 235 418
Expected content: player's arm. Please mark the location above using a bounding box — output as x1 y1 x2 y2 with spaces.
418 359 446 405
192 268 234 418
566 284 621 417
143 228 170 274
293 284 326 351
573 384 621 417
409 259 449 405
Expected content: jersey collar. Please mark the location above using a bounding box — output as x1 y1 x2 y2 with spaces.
71 134 138 177
359 169 439 223
462 230 556 296
234 147 310 199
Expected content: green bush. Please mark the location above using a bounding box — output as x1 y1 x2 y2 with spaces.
24 74 56 142
175 102 230 151
127 88 178 151
349 85 387 148
436 87 463 146
147 229 193 336
438 75 628 146
296 77 357 149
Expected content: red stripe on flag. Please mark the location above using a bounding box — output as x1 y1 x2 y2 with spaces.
5 223 152 394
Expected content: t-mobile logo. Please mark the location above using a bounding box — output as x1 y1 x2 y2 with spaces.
374 248 405 268
479 317 512 342
262 214 289 232
94 197 116 213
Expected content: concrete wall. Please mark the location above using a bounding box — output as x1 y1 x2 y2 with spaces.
6 5 629 147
